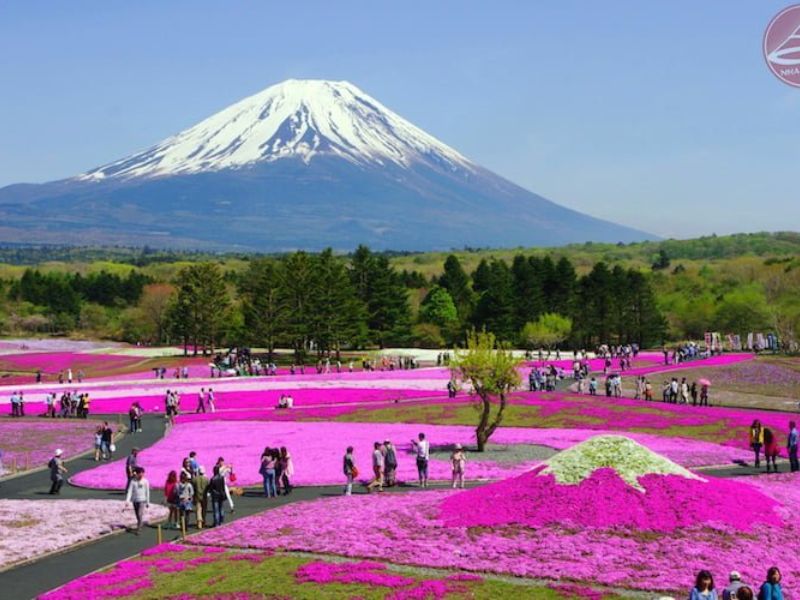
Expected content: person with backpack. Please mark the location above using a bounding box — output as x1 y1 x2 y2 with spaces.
176 472 195 528
383 440 397 488
763 428 779 473
192 465 209 528
259 447 277 498
367 441 385 493
124 467 150 535
750 420 765 468
343 446 357 496
48 449 67 495
723 571 748 600
125 448 139 491
206 465 228 527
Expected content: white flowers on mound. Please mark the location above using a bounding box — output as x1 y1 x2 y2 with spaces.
540 435 705 491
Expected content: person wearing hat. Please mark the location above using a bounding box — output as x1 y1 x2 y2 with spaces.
722 572 747 600
383 440 398 488
125 448 140 492
48 449 67 495
124 467 150 535
450 443 467 489
192 465 209 528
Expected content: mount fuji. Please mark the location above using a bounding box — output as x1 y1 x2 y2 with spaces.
0 79 654 251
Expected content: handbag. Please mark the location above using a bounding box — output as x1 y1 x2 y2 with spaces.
229 471 237 483
350 466 359 478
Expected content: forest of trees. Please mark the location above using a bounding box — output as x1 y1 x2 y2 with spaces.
0 232 797 353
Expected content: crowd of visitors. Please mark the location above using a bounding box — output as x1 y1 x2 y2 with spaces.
258 446 294 497
342 432 466 495
749 420 799 473
155 452 237 530
687 567 783 600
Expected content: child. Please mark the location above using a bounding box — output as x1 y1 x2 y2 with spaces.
451 444 466 489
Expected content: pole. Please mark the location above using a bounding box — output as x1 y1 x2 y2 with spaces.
180 515 186 539
157 524 163 545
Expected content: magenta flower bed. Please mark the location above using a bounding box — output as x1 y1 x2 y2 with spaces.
0 352 140 374
191 473 800 595
0 419 99 472
0 386 450 418
514 391 795 454
70 421 751 490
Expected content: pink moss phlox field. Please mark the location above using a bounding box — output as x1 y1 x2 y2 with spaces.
70 421 750 490
190 475 800 595
0 419 98 472
296 560 416 587
439 466 781 533
515 391 795 454
295 560 481 599
0 500 168 570
0 352 141 374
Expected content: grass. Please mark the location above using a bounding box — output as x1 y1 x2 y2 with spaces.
53 547 622 599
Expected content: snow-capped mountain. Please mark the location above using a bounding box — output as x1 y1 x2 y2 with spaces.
0 79 655 251
81 79 474 179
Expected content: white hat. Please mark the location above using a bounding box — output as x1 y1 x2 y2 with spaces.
730 571 741 581
54 449 63 456
455 443 463 450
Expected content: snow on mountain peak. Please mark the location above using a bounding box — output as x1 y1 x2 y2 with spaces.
81 79 475 180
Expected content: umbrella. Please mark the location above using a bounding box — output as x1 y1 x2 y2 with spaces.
698 378 711 386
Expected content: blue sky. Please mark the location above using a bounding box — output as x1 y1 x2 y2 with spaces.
0 1 797 238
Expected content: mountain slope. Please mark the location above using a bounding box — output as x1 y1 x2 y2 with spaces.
0 79 656 251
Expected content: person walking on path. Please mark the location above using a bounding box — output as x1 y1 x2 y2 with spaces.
343 446 357 496
124 467 150 535
758 567 784 600
279 447 293 495
763 428 779 473
192 466 209 528
100 422 114 460
206 466 228 527
689 570 718 600
125 448 139 491
451 443 466 489
750 420 765 468
788 422 799 473
411 432 430 488
367 441 385 492
196 388 206 413
48 449 67 495
383 440 397 488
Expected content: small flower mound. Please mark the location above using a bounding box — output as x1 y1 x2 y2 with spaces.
540 434 703 490
440 436 783 533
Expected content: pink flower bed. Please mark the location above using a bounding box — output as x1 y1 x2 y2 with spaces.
0 419 99 473
70 421 752 490
514 391 795 454
191 473 800 596
0 386 450 417
0 352 140 374
440 466 780 533
0 499 168 570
